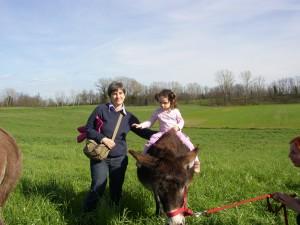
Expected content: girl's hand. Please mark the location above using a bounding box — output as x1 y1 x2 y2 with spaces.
172 125 180 131
132 123 143 129
101 137 116 149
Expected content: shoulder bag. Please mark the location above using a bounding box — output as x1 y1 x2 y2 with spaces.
83 113 124 161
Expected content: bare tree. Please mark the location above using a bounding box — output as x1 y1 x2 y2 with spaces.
69 90 79 106
148 81 183 95
125 78 144 105
16 93 43 106
88 89 98 104
95 78 112 103
167 81 183 96
96 76 144 104
2 88 17 106
3 73 300 107
148 82 164 95
215 70 235 104
293 76 300 95
278 77 300 96
115 76 143 96
232 84 244 99
146 82 160 104
252 76 266 97
55 91 66 107
287 77 298 95
269 76 300 98
240 70 252 103
185 83 203 99
79 90 89 105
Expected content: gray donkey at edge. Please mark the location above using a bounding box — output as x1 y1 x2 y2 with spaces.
0 128 22 225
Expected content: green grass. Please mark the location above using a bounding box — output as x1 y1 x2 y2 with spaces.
130 104 300 129
1 104 300 225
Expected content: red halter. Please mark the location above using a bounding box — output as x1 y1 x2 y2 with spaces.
166 186 194 218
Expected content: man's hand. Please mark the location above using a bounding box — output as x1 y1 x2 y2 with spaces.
101 137 116 150
132 123 143 129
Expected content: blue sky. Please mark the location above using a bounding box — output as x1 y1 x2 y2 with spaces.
0 0 300 98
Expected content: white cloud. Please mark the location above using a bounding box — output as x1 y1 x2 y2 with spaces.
0 74 13 79
0 0 299 97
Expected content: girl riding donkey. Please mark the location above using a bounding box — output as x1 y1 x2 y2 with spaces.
132 89 200 173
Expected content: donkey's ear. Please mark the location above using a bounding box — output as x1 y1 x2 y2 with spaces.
128 150 158 168
177 147 199 169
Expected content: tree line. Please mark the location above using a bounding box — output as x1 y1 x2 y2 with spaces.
1 70 300 107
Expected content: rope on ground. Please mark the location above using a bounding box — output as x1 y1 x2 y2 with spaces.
192 193 289 225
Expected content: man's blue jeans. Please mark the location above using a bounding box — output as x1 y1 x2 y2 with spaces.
83 155 128 212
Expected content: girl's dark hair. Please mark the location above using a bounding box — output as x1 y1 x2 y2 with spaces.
155 89 177 109
107 81 126 96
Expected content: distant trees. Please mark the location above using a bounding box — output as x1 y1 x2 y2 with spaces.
95 78 112 103
2 88 17 106
1 71 300 107
269 77 300 96
240 70 252 104
182 82 204 103
0 88 45 107
215 70 235 105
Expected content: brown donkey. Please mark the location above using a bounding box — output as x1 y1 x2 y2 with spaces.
129 129 198 225
0 128 22 225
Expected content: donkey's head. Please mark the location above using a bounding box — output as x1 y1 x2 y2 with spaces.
129 148 198 225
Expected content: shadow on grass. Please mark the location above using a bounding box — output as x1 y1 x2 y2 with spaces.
286 181 300 191
18 177 281 225
19 177 152 225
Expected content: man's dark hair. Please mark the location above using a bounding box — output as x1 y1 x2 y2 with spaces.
107 81 126 96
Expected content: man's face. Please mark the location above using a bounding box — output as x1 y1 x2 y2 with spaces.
110 88 125 107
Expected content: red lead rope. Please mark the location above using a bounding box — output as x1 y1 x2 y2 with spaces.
166 186 193 218
194 193 289 225
204 193 272 215
167 191 289 225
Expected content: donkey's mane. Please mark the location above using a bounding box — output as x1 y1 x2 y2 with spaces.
147 129 190 159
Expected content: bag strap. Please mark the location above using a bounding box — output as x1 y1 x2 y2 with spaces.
111 113 124 141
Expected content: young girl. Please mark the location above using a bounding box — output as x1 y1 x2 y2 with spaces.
132 89 200 173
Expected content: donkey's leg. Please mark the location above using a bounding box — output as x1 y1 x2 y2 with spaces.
0 155 7 185
0 152 8 207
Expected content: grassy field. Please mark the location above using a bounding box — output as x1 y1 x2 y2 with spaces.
1 104 300 225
